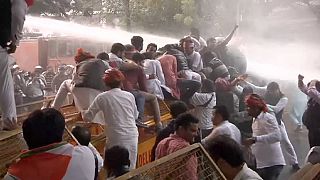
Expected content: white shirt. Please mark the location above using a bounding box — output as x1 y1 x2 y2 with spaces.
82 88 139 142
233 163 262 180
252 112 286 168
143 59 166 85
108 53 123 68
186 51 203 72
143 59 168 99
202 121 241 146
190 92 216 129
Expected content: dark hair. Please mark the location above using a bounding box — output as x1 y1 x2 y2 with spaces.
124 44 135 52
202 79 215 93
131 36 143 50
71 126 91 146
174 113 199 131
97 52 109 60
132 52 145 63
142 52 154 59
104 146 130 176
206 135 245 167
111 43 125 55
214 105 229 120
267 81 280 91
147 43 157 51
242 86 253 95
169 101 188 118
22 108 65 149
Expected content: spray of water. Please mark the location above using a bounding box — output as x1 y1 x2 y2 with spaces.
24 16 178 48
24 13 319 83
237 4 320 83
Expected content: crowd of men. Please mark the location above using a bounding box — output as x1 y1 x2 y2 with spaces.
2 0 320 180
11 64 72 105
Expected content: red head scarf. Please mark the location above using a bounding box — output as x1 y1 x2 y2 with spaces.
25 0 34 6
74 48 94 63
103 68 125 86
245 94 268 113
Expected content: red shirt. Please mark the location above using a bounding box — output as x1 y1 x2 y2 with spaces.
155 134 198 180
122 66 147 92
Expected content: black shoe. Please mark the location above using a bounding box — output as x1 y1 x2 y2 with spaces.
135 120 149 128
292 164 300 171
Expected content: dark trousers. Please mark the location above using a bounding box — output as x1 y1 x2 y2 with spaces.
256 165 283 180
177 79 201 103
308 128 320 148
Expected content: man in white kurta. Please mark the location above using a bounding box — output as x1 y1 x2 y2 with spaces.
244 94 285 180
82 69 139 169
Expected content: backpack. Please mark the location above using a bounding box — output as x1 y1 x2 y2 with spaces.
302 99 320 129
0 0 12 48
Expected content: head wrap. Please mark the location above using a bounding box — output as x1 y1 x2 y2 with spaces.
25 0 34 6
245 94 268 112
74 48 94 63
103 68 125 86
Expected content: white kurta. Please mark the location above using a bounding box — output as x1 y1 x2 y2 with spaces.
82 88 139 169
252 112 286 169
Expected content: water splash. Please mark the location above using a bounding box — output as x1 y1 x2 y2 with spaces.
24 16 178 47
240 40 320 82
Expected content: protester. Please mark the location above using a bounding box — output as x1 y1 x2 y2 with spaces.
108 43 125 68
151 101 188 161
206 25 238 67
4 108 97 179
146 43 157 53
202 105 241 147
142 51 167 99
298 74 320 148
190 79 216 138
52 49 106 126
155 113 199 180
231 86 254 139
243 94 285 180
122 52 162 130
201 51 230 82
183 40 203 72
42 66 56 96
51 65 69 92
243 81 300 169
96 51 110 69
12 65 26 105
71 126 104 174
157 53 180 99
189 27 207 52
82 68 139 169
0 0 33 129
206 135 262 180
131 36 144 52
104 146 131 178
24 67 46 103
